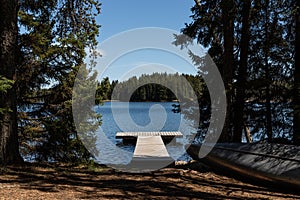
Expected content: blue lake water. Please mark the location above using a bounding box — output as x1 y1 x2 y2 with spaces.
93 102 196 165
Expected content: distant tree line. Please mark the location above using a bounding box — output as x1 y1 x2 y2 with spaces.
96 73 206 102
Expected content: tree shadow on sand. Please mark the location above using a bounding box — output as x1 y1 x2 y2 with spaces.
0 163 299 199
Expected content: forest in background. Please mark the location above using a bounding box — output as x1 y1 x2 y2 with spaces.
0 0 300 165
96 73 205 102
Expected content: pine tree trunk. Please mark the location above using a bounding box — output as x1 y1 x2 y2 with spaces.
266 84 272 142
233 0 251 143
219 0 234 142
264 0 273 142
0 0 23 164
294 0 300 145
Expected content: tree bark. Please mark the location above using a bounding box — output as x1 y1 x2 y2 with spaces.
219 0 234 142
264 0 273 142
0 0 23 164
233 0 251 142
244 124 253 143
294 0 300 145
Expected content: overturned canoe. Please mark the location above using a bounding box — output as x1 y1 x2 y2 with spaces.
187 142 300 189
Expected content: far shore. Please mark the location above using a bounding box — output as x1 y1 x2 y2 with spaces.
102 100 180 103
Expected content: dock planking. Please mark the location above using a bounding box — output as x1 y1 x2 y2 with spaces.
116 131 183 138
116 131 183 144
116 132 182 171
133 136 170 159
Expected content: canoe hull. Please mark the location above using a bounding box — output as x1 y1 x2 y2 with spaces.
187 143 300 189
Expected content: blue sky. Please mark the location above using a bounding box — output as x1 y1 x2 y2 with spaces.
97 0 194 41
94 0 198 81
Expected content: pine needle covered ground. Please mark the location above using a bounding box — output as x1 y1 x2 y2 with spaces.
0 162 299 200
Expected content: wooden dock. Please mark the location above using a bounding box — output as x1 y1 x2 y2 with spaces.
116 132 182 172
133 136 170 159
116 131 183 143
116 131 183 138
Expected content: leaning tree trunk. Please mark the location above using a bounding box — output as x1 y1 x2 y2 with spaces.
294 0 300 145
0 0 23 164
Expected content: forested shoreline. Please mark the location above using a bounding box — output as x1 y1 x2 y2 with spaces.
96 73 205 102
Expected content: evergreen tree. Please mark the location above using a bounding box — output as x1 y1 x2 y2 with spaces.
232 0 251 142
0 0 23 164
246 0 293 142
179 0 294 143
97 77 111 101
178 0 236 142
102 73 204 103
17 0 101 162
220 0 235 142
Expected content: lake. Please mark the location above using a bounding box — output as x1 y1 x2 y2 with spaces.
93 102 196 165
